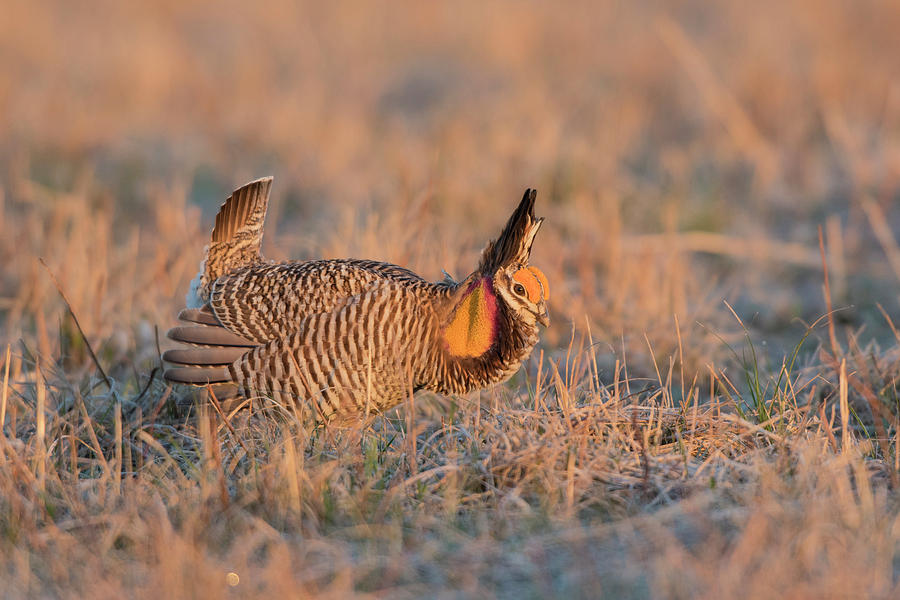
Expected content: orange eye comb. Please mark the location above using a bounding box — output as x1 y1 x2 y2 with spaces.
513 266 549 303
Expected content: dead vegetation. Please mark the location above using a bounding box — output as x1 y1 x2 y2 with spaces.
3 0 900 597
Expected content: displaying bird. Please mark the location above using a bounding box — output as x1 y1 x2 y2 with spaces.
163 177 550 422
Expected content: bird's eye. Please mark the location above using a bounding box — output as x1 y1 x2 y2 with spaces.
513 283 526 296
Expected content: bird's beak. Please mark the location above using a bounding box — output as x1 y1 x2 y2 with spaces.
537 309 550 328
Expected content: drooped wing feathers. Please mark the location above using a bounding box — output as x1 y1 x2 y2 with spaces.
163 346 249 365
163 306 253 385
166 325 256 347
176 307 220 326
477 188 543 274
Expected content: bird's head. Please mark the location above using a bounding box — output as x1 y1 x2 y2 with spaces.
481 189 550 328
442 189 549 358
494 263 550 328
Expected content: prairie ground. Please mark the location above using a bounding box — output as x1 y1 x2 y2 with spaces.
3 1 900 597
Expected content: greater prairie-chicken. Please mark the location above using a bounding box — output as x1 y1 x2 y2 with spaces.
163 177 549 421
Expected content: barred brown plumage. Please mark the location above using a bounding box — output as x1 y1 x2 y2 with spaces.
164 177 550 421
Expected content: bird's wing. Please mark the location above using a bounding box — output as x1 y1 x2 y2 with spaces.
163 305 257 387
230 281 431 419
165 259 424 387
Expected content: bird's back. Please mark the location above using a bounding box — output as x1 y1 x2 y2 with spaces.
208 259 423 341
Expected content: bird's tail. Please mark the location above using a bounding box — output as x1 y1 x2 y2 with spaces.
186 176 273 307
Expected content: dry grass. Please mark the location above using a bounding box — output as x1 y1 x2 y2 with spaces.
3 0 900 597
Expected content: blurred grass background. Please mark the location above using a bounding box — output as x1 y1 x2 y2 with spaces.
5 0 900 363
3 0 900 597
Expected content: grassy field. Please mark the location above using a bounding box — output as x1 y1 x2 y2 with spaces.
3 0 900 597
